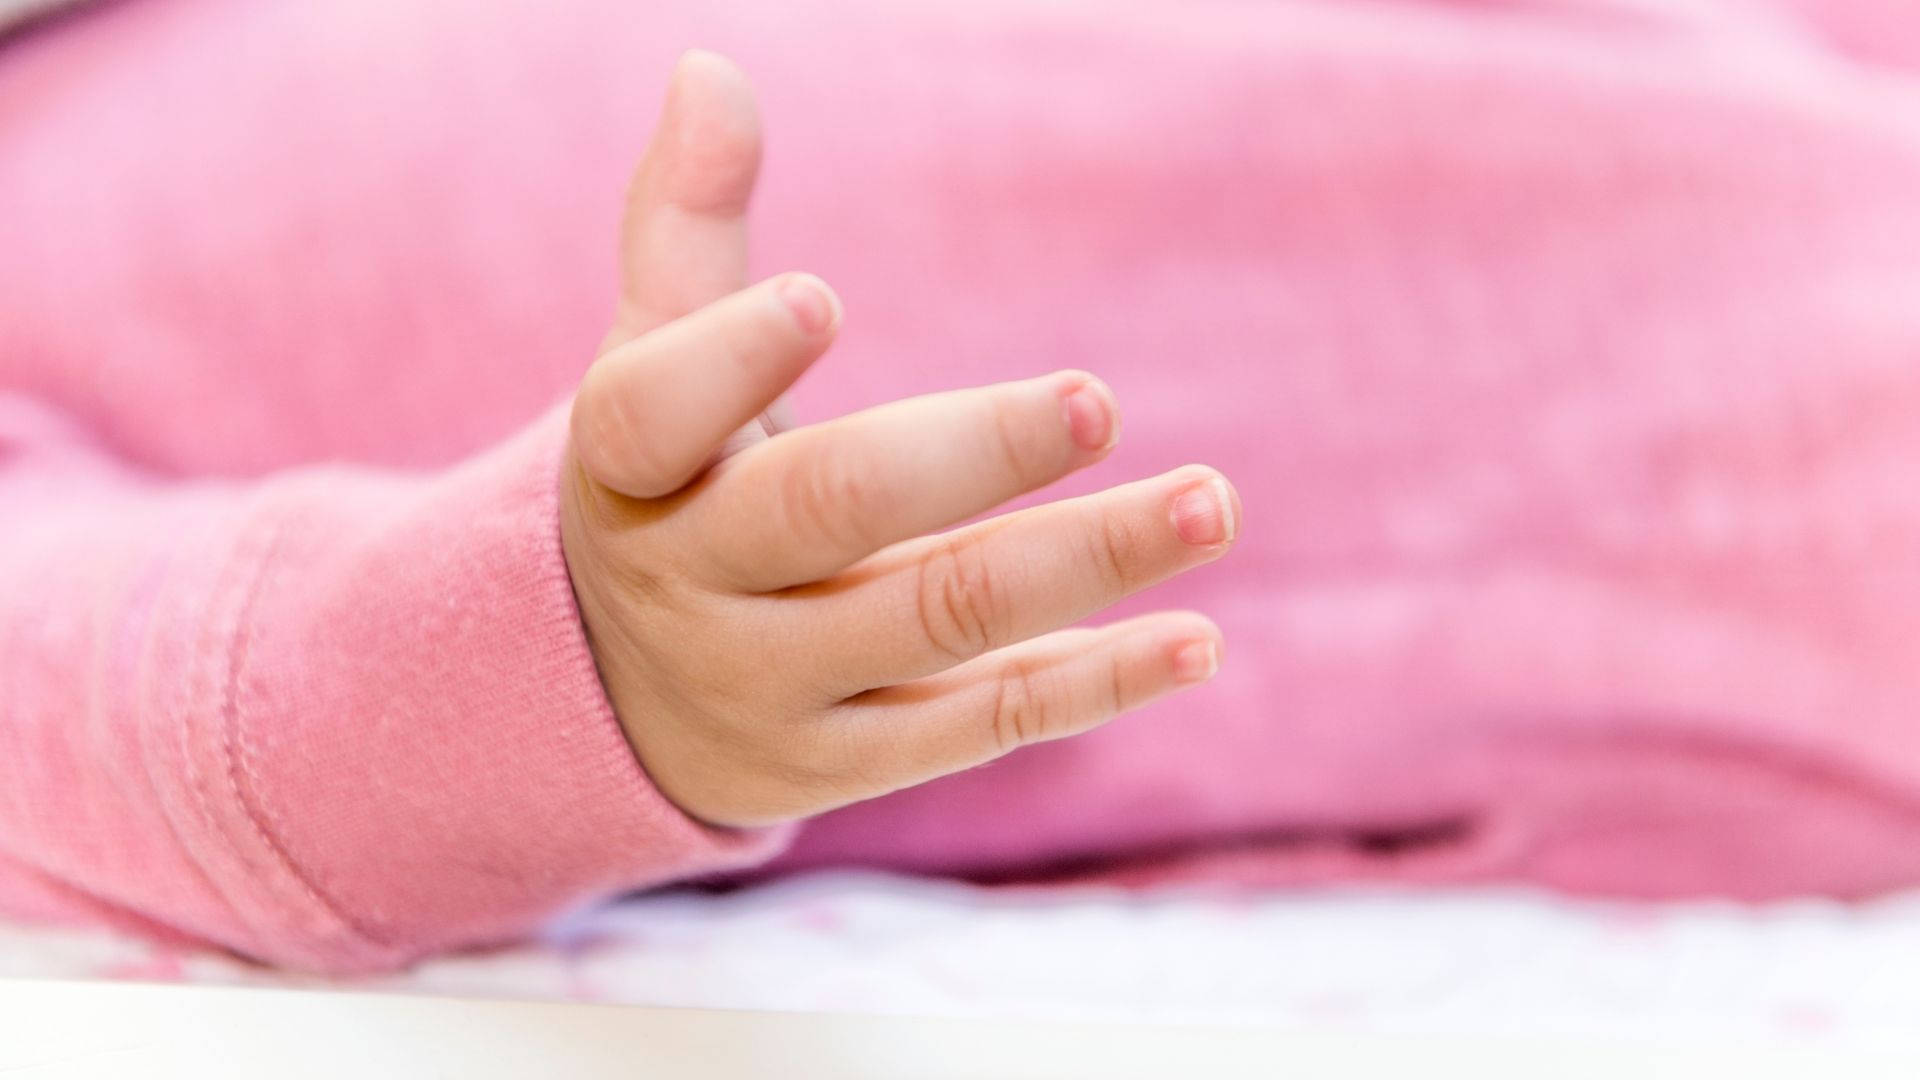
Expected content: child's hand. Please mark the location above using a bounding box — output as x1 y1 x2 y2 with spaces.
560 53 1239 827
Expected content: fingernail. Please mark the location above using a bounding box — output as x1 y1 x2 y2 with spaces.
1172 639 1220 684
1062 378 1119 452
778 274 840 335
1170 475 1237 547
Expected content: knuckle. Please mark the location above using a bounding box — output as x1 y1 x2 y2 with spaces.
777 447 889 552
1087 509 1136 594
617 441 675 496
812 718 899 800
754 714 903 812
915 534 1004 662
989 661 1048 754
582 375 675 495
987 397 1044 485
757 725 857 802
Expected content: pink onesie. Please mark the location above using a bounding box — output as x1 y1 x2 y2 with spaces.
5 0 1920 972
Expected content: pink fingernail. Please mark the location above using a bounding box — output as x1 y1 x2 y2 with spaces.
1062 378 1118 452
1172 639 1220 684
778 274 840 335
1170 476 1237 547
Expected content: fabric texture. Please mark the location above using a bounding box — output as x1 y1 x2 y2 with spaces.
4 0 1920 970
13 871 1920 1043
0 396 787 972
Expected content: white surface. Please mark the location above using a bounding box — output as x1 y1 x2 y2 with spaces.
4 978 1920 1079
7 872 1920 1047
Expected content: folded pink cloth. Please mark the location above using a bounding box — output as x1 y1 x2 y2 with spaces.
5 0 1920 972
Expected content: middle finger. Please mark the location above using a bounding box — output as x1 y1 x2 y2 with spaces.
780 464 1240 696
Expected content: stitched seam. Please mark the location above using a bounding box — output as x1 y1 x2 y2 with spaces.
218 509 390 959
148 507 281 948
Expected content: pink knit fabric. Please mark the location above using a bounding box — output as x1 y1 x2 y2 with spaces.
5 0 1920 971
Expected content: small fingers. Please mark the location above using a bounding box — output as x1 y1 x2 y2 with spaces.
826 613 1223 799
605 49 762 351
695 371 1122 591
572 274 841 498
794 465 1239 694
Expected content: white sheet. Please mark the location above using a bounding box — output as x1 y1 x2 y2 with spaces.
5 872 1920 1046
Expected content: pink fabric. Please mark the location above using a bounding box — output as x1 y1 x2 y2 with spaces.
5 0 1920 971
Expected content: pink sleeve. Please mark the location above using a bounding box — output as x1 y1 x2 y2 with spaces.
0 396 790 973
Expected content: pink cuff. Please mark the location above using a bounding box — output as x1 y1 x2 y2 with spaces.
197 405 792 971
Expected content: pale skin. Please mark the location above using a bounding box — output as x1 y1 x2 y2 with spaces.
562 51 1242 828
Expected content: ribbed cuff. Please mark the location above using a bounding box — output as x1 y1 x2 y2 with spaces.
204 404 792 970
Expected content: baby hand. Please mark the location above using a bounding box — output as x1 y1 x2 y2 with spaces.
560 56 1239 828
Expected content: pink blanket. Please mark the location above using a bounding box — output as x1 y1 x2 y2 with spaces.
5 0 1920 972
